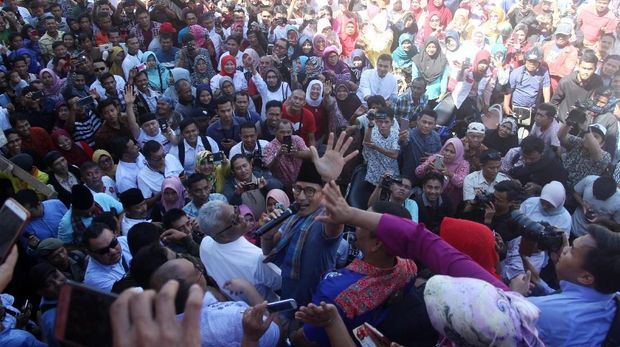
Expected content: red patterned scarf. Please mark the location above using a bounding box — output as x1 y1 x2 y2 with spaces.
335 257 417 319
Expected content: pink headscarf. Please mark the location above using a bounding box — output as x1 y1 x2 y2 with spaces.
189 25 208 48
313 34 327 56
39 68 65 95
161 176 187 211
441 137 465 172
266 189 290 209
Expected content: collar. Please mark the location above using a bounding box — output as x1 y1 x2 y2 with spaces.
183 136 203 151
421 193 442 207
559 280 616 301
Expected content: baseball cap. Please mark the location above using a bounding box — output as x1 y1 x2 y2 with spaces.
467 122 486 135
589 123 607 137
554 22 572 36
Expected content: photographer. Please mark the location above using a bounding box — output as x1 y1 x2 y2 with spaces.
229 122 270 175
223 154 282 217
572 175 620 235
463 149 510 206
482 180 525 244
503 181 571 284
558 122 612 187
362 107 400 187
368 173 418 221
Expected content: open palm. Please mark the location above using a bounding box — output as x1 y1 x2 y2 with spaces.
310 132 359 182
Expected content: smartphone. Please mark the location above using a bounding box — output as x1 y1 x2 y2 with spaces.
399 116 409 130
77 95 94 107
266 298 297 313
243 182 259 191
211 152 224 162
157 118 169 132
55 280 118 347
136 63 146 72
432 154 444 169
353 323 390 347
283 135 292 148
31 91 44 100
0 198 30 263
98 43 113 52
267 44 274 55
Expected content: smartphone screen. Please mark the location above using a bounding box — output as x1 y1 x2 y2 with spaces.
0 198 30 262
266 298 297 313
55 281 118 347
157 118 169 132
211 152 224 162
78 96 94 107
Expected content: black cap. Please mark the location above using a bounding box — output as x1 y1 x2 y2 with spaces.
295 160 323 185
29 263 57 290
71 184 94 211
119 188 144 208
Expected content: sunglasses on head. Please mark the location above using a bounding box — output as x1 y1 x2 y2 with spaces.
93 238 118 255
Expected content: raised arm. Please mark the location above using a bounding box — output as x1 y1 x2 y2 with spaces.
123 85 141 140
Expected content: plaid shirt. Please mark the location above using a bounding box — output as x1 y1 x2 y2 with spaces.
394 91 428 121
129 22 161 51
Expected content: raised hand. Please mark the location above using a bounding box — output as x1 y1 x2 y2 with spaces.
124 85 136 104
294 301 340 328
315 180 355 225
310 132 358 182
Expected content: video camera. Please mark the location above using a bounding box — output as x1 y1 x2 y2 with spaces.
510 210 565 253
381 175 402 190
471 192 494 208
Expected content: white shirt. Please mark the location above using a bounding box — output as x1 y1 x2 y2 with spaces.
210 71 248 94
462 170 511 201
356 69 398 104
199 236 281 303
137 128 171 153
121 216 151 236
194 291 280 347
137 88 160 113
137 154 184 198
90 75 126 99
116 154 146 194
122 51 144 80
87 176 118 200
228 140 270 159
252 73 292 118
168 136 220 175
84 236 132 293
217 50 245 71
207 28 223 56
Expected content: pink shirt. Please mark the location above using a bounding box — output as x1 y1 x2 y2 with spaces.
577 5 617 45
263 135 309 189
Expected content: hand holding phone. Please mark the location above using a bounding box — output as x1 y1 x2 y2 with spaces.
0 199 30 264
283 135 292 152
266 298 297 313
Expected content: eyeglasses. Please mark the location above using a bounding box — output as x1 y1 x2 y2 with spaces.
92 238 119 255
274 43 287 49
292 185 317 197
215 205 241 236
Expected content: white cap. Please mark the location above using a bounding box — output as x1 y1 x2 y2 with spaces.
467 122 486 135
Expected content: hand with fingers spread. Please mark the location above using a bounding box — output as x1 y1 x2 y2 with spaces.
110 280 204 347
310 132 359 182
124 85 136 105
315 181 356 226
242 302 274 345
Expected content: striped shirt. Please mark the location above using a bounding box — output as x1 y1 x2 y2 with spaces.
72 111 102 147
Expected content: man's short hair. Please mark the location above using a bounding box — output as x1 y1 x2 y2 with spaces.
96 98 118 115
178 118 198 132
537 103 557 118
79 161 99 174
421 171 444 186
240 122 256 131
185 172 208 190
366 95 386 108
127 222 161 256
130 243 170 289
418 109 438 120
196 200 228 237
162 208 187 230
377 54 392 64
215 96 232 108
479 150 502 165
494 180 524 202
14 189 39 208
584 224 620 294
265 100 282 112
82 222 111 250
592 176 617 201
142 140 163 160
520 136 545 155
580 49 599 65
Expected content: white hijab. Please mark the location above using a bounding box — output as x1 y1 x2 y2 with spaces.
305 80 324 107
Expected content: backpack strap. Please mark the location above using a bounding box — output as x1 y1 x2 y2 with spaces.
178 138 186 167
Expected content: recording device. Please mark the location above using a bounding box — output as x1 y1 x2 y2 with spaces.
267 44 274 55
510 210 565 252
210 152 224 162
247 152 264 169
54 280 118 347
472 192 494 207
253 203 300 237
243 182 259 191
463 57 471 68
585 208 597 221
283 135 292 152
398 116 409 130
0 198 30 263
77 95 94 107
31 91 44 100
76 54 88 65
157 118 168 132
98 43 113 52
136 63 146 72
432 154 444 169
353 323 390 347
266 298 297 313
380 175 402 190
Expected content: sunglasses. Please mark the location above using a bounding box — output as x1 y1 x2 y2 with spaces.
92 238 119 255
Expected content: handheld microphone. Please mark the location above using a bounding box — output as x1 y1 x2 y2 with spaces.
253 203 300 237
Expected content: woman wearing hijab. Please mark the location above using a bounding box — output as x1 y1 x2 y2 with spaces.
415 137 469 207
445 8 473 41
51 128 93 167
239 204 259 245
348 49 372 85
484 116 519 156
190 55 215 87
338 14 359 58
258 188 290 227
505 24 532 69
189 24 218 67
210 54 247 94
440 217 501 279
108 46 125 78
322 45 352 84
416 12 444 47
293 35 314 60
195 84 216 121
426 0 453 28
312 33 327 57
462 27 490 62
482 6 508 44
15 47 42 74
250 64 292 117
92 149 117 179
194 150 230 194
142 51 171 93
412 37 449 103
451 50 497 119
39 68 66 99
334 82 362 123
304 79 327 141
391 33 418 71
151 176 188 222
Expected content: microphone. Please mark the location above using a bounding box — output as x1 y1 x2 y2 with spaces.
253 203 300 237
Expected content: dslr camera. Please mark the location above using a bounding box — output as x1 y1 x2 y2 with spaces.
471 192 494 208
381 175 403 190
510 210 565 253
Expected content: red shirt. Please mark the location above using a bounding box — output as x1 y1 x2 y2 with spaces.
281 106 316 144
21 127 55 160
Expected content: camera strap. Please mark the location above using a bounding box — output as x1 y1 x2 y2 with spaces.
178 136 212 168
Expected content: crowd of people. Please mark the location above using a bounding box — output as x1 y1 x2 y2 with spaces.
0 0 620 345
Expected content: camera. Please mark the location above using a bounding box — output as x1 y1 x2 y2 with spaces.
472 192 494 207
510 210 565 253
381 175 402 190
248 152 264 169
